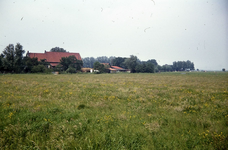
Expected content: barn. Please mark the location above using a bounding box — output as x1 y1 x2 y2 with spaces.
27 51 82 67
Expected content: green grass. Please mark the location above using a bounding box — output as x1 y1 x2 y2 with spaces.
0 72 228 149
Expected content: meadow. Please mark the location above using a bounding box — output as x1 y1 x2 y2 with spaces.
0 72 227 149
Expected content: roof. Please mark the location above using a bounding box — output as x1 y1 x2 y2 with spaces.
108 68 117 71
50 63 59 67
101 63 110 66
111 66 125 70
27 51 82 62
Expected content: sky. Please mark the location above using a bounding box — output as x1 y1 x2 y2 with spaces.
0 0 227 70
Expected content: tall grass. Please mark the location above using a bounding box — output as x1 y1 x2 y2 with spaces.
0 72 228 149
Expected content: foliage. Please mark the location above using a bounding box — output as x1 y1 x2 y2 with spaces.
112 57 127 68
23 57 52 73
135 62 154 73
14 43 25 73
82 56 115 68
1 43 25 73
147 59 158 66
66 67 77 73
222 68 225 71
60 55 82 71
124 55 138 73
93 61 105 73
0 55 3 71
23 57 39 73
173 60 194 71
2 44 15 72
31 65 46 73
50 47 66 52
39 59 50 67
53 64 63 72
0 72 227 149
82 56 195 73
161 64 173 72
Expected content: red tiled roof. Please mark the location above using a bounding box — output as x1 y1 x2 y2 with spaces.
108 68 116 71
111 66 125 70
28 51 82 63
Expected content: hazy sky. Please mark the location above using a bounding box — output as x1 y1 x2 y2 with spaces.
0 0 227 70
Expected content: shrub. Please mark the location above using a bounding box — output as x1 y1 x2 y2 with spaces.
66 67 76 73
31 65 46 73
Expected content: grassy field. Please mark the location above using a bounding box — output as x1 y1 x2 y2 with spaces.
0 72 228 149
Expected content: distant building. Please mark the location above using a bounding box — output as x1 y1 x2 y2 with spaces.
101 63 111 68
110 66 127 72
81 68 93 73
27 51 82 67
90 63 128 73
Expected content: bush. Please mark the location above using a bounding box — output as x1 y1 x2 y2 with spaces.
66 67 76 73
53 64 63 72
31 65 46 73
45 68 53 74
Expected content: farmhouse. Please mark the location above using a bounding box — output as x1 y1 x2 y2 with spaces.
81 68 93 73
27 51 82 67
101 63 111 68
100 63 128 73
110 66 127 72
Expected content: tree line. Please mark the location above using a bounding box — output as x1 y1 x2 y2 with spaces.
83 55 194 73
0 43 195 74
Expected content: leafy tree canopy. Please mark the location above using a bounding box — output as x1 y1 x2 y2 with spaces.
60 55 83 72
2 43 25 73
82 56 115 68
124 55 138 73
147 59 158 66
93 61 105 73
112 57 127 68
50 47 66 52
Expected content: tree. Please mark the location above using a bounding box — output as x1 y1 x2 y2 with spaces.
112 57 127 68
2 43 25 73
60 55 82 72
60 57 70 71
135 64 143 73
124 55 138 73
39 59 50 67
135 62 154 73
23 57 39 73
75 59 83 71
66 67 77 73
53 64 63 72
50 47 66 52
222 68 225 72
82 57 91 68
97 56 109 63
31 65 46 73
0 54 3 71
89 57 96 68
82 56 115 68
93 61 105 73
109 56 115 66
147 59 158 66
145 62 155 73
2 44 15 72
14 43 25 73
155 65 162 72
172 60 194 71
